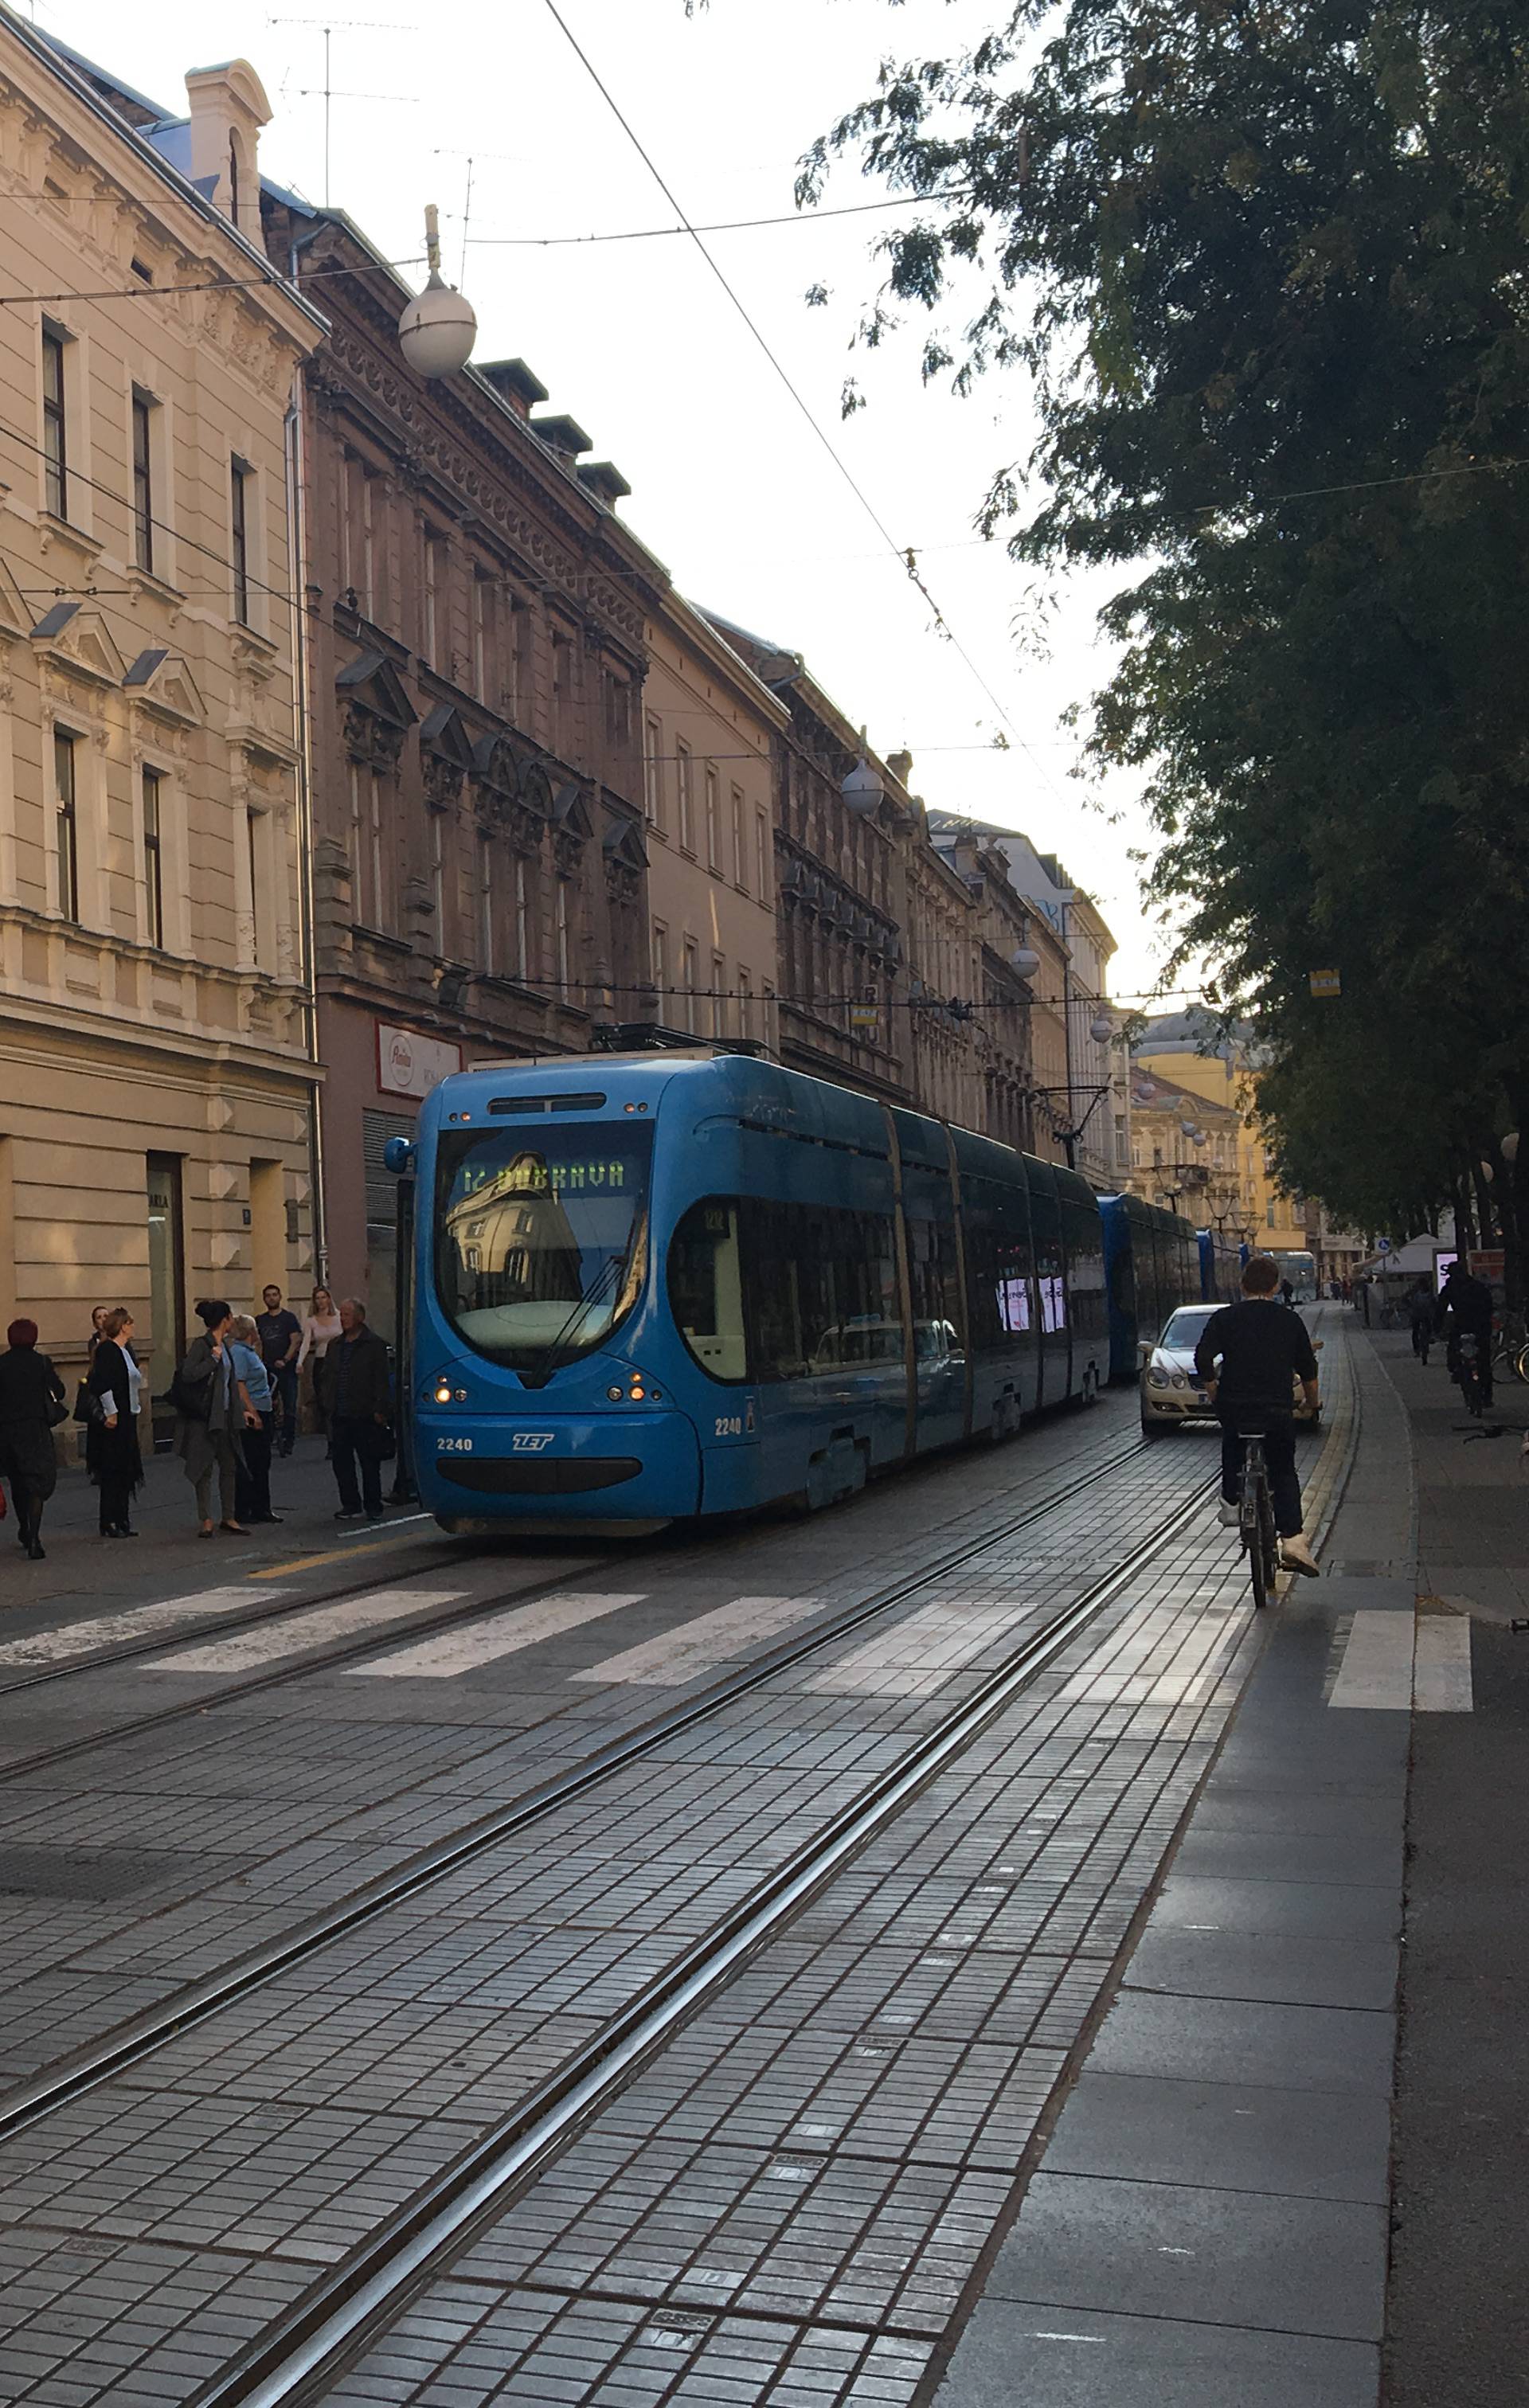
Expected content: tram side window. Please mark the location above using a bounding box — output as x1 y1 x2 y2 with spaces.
960 1182 1001 1354
744 1198 902 1381
668 1198 747 1382
908 1215 964 1360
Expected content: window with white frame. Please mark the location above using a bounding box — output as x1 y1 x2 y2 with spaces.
676 741 694 853
230 456 252 625
557 878 572 998
711 950 726 1038
643 713 664 828
755 808 769 901
41 322 68 518
478 829 495 973
142 765 165 948
731 784 745 889
682 936 698 1031
515 854 530 978
131 389 156 573
706 765 721 872
651 919 667 1010
737 965 752 1039
53 727 79 920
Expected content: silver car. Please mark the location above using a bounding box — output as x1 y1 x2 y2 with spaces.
1140 1303 1322 1433
1140 1305 1219 1432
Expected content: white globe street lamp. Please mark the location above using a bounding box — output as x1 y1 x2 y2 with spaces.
1011 945 1042 979
841 755 884 819
1089 1012 1113 1045
398 204 477 379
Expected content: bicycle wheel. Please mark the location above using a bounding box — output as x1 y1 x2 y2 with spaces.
1516 1341 1529 1385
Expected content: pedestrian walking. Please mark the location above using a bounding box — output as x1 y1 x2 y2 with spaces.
229 1315 280 1525
0 1318 67 1561
173 1299 258 1538
314 1296 393 1523
1407 1277 1435 1363
296 1284 342 1435
85 1306 145 1536
256 1284 303 1457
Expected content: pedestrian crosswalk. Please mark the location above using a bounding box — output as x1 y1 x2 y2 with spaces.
0 1585 289 1669
569 1595 823 1687
1328 1608 1472 1712
802 1598 1037 1698
350 1593 647 1678
145 1589 468 1672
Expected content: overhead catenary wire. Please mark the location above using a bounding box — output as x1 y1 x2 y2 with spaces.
534 0 1085 808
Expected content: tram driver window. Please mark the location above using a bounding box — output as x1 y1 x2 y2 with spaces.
668 1198 747 1382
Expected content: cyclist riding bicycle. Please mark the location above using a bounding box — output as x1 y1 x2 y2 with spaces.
1194 1253 1321 1576
1435 1259 1495 1405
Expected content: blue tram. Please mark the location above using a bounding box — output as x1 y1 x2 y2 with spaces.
1197 1226 1242 1305
1098 1194 1202 1382
392 1050 1113 1534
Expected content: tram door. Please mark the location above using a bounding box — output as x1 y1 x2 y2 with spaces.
895 1112 968 1454
1029 1164 1069 1406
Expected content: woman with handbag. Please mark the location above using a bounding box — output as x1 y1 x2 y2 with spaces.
86 1306 145 1538
0 1318 68 1560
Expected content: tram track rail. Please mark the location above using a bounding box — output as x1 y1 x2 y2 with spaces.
0 1435 1151 1785
185 1469 1222 2408
0 1432 1170 2146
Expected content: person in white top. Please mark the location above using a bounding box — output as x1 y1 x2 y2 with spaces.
296 1284 343 1433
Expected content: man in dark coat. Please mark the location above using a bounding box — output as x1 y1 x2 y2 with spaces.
1435 1259 1496 1403
315 1297 393 1523
0 1319 66 1559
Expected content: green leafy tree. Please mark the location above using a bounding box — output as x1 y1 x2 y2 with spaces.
802 0 1529 1292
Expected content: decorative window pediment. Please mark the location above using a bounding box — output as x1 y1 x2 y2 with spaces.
419 702 475 811
337 648 416 771
603 811 647 908
123 647 207 728
550 780 596 875
29 601 127 689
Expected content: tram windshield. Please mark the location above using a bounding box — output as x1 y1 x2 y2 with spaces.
433 1124 652 1378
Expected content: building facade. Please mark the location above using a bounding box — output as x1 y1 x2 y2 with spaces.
639 596 784 1052
0 33 323 1406
1133 1012 1309 1253
256 200 663 1323
1124 1065 1251 1235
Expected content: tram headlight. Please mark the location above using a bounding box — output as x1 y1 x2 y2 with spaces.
432 1380 452 1404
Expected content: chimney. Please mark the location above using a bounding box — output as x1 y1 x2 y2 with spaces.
887 749 913 785
530 412 592 464
478 359 549 421
184 61 272 243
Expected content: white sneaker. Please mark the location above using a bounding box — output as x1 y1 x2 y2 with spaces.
1280 1534 1320 1577
1217 1500 1240 1528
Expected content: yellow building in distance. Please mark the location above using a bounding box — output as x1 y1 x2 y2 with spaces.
1132 1014 1309 1253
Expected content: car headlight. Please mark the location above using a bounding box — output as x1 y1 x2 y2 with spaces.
1171 1370 1188 1390
1146 1364 1171 1388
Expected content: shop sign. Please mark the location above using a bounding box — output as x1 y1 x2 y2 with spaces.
377 1022 462 1100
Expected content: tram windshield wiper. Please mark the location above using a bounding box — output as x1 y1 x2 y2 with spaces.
517 1250 624 1389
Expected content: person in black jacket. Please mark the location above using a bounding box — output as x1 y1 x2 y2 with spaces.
1435 1261 1496 1403
0 1319 66 1559
87 1306 146 1537
1195 1254 1321 1575
314 1296 393 1523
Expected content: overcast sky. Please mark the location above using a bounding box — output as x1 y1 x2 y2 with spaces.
37 0 1188 1002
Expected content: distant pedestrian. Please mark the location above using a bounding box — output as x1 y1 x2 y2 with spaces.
229 1315 280 1526
315 1296 392 1524
1406 1278 1435 1363
1279 1277 1296 1308
86 1304 108 1354
174 1299 258 1538
296 1284 342 1434
255 1284 303 1459
0 1318 66 1561
86 1306 145 1537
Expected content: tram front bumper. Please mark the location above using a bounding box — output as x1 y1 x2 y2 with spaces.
416 1406 702 1530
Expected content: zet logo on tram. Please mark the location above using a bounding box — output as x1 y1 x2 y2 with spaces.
510 1431 556 1453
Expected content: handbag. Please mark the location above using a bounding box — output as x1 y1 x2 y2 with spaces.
46 1393 70 1429
165 1367 212 1421
72 1379 103 1428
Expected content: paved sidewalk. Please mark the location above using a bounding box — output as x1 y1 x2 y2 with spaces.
1 1430 446 1617
933 1315 1529 2408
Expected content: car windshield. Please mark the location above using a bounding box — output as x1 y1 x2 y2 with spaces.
434 1123 651 1378
1160 1308 1214 1351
